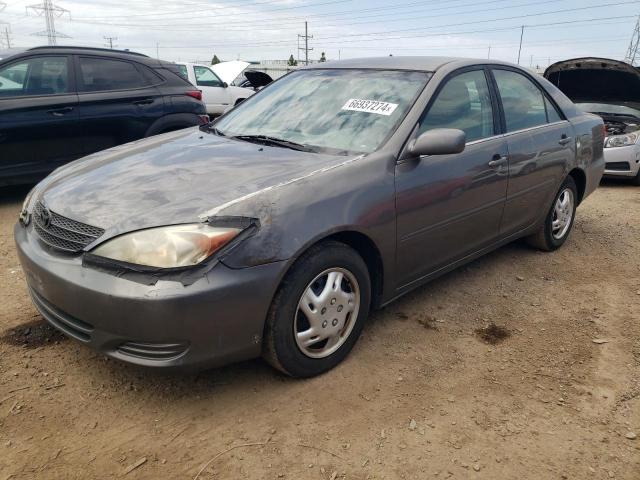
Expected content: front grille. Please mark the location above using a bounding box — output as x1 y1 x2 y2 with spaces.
117 341 190 361
29 288 94 342
32 201 104 253
605 161 631 172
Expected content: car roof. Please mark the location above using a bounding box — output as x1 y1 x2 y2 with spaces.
0 45 177 68
305 56 516 72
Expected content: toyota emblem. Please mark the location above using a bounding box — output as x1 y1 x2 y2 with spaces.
39 206 52 228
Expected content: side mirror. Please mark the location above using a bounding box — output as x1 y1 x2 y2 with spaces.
222 82 229 88
408 128 466 157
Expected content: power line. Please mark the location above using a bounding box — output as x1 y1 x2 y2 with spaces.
26 0 70 46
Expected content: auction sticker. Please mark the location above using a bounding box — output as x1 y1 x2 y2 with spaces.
341 98 398 116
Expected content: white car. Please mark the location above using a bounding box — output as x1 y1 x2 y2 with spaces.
174 61 254 116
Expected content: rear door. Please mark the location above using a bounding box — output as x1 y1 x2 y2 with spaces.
74 55 164 156
490 68 574 234
0 55 81 182
395 67 509 286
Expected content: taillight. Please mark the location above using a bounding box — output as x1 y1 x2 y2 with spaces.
601 123 607 139
198 115 210 125
186 90 202 101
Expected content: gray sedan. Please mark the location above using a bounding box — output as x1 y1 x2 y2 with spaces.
15 57 605 377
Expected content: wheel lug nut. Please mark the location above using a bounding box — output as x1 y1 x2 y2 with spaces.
321 307 327 315
322 320 328 328
337 305 343 312
330 298 336 305
332 319 338 326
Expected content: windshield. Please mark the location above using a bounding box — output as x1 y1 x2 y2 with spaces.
214 69 431 154
576 102 640 118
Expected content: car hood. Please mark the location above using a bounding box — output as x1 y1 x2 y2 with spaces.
37 128 359 239
244 70 273 88
544 57 640 105
211 60 250 85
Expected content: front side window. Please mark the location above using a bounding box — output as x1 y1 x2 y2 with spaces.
419 69 494 143
0 56 69 97
79 57 149 92
194 66 223 87
493 69 549 132
215 69 431 154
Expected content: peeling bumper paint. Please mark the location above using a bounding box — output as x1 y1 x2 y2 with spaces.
15 222 285 370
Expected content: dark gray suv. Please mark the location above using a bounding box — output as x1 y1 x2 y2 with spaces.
15 57 605 377
0 46 208 186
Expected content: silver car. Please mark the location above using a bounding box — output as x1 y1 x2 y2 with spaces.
15 57 605 377
545 57 640 185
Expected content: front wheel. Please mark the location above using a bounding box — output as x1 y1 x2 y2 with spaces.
263 241 371 377
527 176 578 251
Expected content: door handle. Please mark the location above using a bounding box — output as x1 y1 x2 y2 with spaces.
559 135 573 146
132 98 154 106
47 106 74 117
488 154 508 168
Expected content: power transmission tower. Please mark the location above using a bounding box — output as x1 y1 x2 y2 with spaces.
1 26 10 48
26 0 70 46
297 21 313 66
0 2 10 49
624 15 640 65
104 36 117 49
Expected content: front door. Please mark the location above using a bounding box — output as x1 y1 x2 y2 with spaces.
0 55 81 182
395 68 508 287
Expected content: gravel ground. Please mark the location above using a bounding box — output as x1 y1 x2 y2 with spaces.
1 181 639 480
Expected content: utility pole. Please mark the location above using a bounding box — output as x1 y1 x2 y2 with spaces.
625 15 640 65
156 42 159 59
26 0 70 46
517 25 525 65
297 21 313 66
487 45 491 59
104 36 117 49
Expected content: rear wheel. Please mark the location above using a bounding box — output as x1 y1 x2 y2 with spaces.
527 176 578 251
632 169 640 186
263 241 371 377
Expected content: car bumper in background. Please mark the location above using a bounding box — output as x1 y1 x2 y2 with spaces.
14 222 284 370
603 144 640 178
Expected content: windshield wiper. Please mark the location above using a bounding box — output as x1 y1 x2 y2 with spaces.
231 134 315 152
200 124 226 136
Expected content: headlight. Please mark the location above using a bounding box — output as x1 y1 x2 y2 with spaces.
91 224 241 268
605 131 640 148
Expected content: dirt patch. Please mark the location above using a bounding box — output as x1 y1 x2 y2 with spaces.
1 185 639 480
475 323 510 344
0 318 67 348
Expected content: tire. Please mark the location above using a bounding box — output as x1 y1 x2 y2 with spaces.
632 170 640 186
527 176 578 251
263 241 371 378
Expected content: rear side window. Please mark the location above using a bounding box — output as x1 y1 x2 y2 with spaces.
79 57 150 92
493 70 549 132
194 65 223 87
420 69 495 143
0 56 69 97
545 96 563 123
175 64 189 81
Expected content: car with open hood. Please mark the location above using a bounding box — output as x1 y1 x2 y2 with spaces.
15 57 604 377
545 57 640 184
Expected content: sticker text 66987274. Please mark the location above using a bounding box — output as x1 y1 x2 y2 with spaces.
341 98 399 116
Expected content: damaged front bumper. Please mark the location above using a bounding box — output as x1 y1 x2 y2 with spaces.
14 222 285 370
603 144 640 178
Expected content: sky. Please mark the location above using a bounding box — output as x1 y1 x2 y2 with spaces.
0 0 638 67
